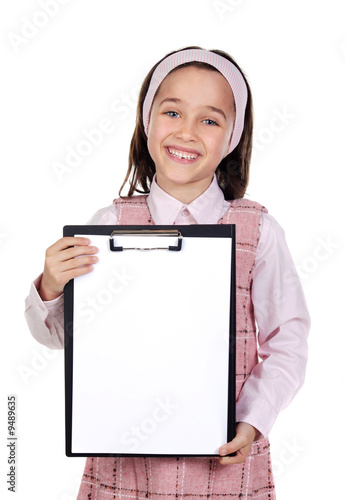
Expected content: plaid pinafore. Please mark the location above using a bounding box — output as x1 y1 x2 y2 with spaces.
77 196 276 499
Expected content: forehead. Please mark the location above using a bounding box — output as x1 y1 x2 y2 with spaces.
154 66 235 109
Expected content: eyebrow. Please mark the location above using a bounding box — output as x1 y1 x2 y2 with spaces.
158 97 228 121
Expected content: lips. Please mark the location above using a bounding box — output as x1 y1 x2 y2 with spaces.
166 146 201 161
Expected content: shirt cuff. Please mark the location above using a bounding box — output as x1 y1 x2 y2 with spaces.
24 274 64 349
33 274 64 311
236 392 278 439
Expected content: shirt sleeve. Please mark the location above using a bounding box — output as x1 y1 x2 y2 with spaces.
24 274 65 349
86 203 118 225
24 203 118 349
236 213 310 438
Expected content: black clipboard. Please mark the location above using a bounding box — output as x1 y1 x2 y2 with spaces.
64 224 236 457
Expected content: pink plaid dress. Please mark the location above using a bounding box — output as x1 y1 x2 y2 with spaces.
77 197 276 499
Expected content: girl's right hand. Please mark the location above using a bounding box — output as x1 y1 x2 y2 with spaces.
39 237 98 301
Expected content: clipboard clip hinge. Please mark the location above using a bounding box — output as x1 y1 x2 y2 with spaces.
109 229 182 252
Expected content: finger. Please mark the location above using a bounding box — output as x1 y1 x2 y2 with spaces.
58 245 99 263
218 432 253 466
62 263 96 282
41 256 96 299
45 245 98 269
47 237 91 254
219 434 247 457
219 452 248 465
219 441 252 464
58 255 98 273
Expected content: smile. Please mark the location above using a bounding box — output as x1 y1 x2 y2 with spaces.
167 147 199 160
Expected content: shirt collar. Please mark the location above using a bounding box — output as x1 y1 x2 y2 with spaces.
147 175 226 225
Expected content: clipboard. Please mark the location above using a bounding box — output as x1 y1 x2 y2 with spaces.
64 224 236 457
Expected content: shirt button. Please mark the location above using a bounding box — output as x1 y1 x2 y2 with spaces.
181 208 190 217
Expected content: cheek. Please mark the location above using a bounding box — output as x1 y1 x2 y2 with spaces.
147 118 171 152
209 134 230 158
227 122 235 146
147 120 158 151
147 128 163 164
146 134 155 161
219 129 233 156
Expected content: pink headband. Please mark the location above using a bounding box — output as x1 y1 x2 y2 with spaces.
142 49 248 155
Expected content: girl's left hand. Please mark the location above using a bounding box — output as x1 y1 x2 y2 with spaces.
218 422 257 465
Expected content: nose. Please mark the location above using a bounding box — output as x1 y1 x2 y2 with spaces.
175 118 198 142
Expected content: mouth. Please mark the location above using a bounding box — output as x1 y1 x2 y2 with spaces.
166 147 200 161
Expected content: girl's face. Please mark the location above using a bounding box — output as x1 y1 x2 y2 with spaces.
147 66 235 203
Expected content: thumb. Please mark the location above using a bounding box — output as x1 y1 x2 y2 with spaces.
219 434 247 456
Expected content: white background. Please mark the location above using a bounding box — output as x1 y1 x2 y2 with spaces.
1 0 344 498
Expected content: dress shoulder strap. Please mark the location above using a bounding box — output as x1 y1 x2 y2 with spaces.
113 195 154 225
219 198 267 252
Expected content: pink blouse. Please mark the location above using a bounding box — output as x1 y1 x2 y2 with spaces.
24 175 310 439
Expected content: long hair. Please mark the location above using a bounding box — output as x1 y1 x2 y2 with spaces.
119 46 253 200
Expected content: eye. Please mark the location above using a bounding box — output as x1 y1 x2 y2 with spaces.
165 111 180 118
203 119 219 126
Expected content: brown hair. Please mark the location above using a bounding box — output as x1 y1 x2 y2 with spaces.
119 46 253 201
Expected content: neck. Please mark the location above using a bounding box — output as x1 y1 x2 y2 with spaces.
155 175 213 205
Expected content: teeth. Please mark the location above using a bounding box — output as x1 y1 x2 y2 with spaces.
168 148 198 160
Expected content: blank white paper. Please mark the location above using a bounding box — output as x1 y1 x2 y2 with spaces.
71 233 232 455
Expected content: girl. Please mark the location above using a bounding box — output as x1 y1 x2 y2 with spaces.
25 46 310 499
